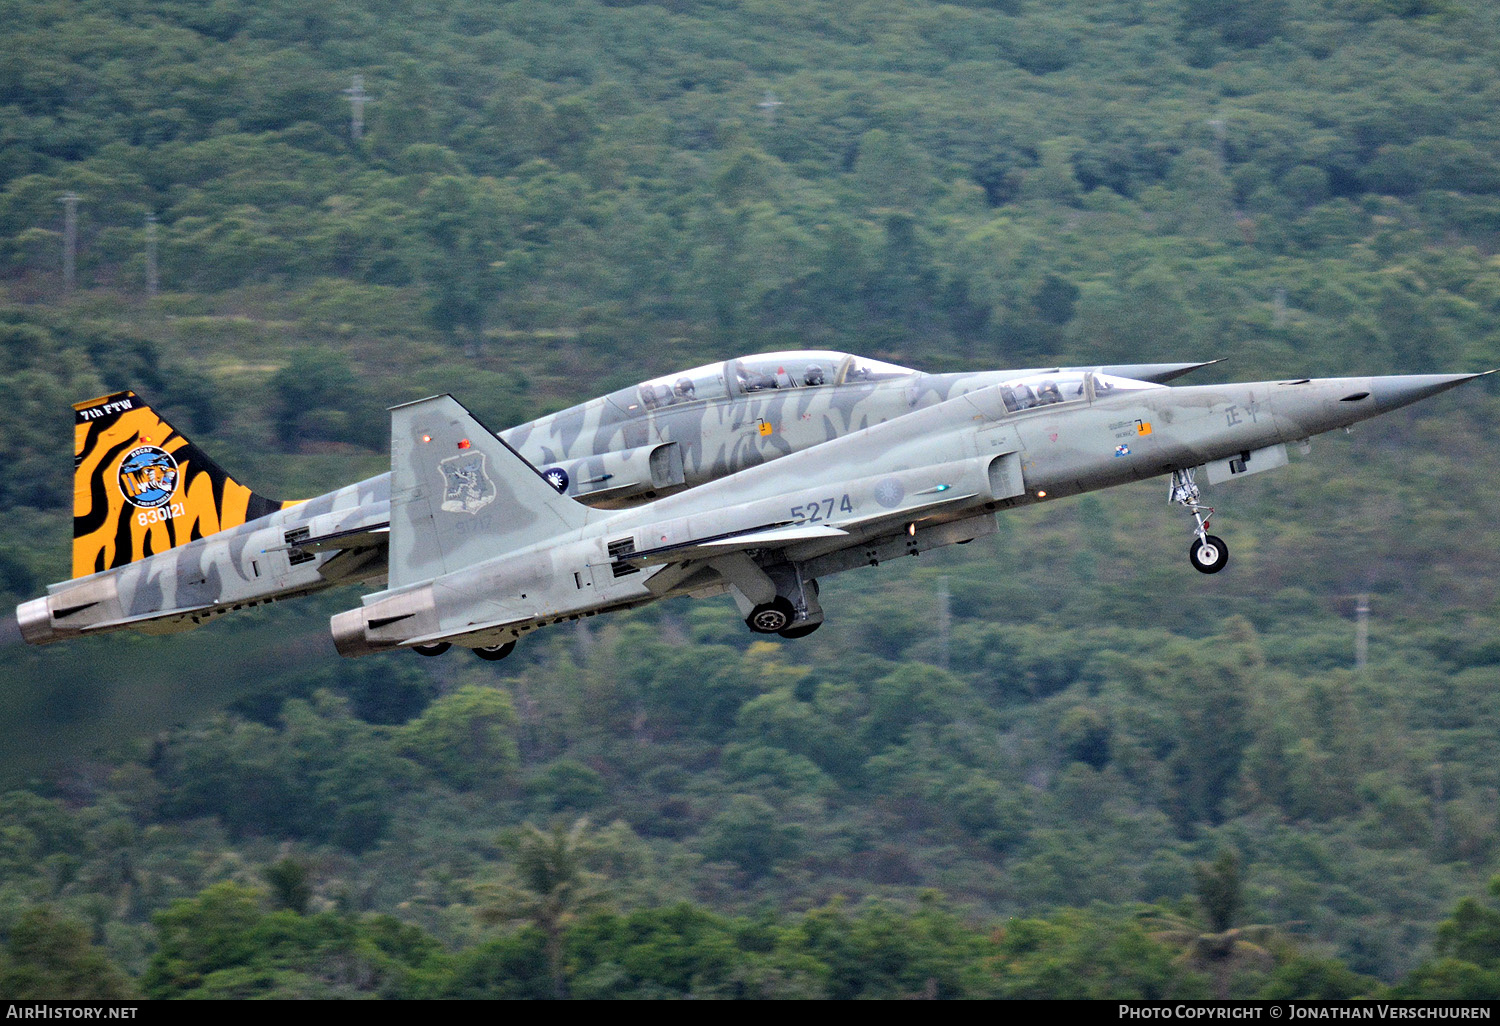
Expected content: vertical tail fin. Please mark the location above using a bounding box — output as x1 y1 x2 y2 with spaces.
388 394 592 588
72 390 292 578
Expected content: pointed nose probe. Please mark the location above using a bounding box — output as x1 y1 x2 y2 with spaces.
1366 371 1495 414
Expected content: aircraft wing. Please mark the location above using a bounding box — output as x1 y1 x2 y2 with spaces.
617 523 848 569
615 488 984 576
835 491 981 536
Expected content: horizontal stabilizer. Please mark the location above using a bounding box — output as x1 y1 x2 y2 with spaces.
80 604 215 631
267 523 390 554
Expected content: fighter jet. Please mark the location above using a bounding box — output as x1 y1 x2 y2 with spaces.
17 352 1209 646
331 368 1490 659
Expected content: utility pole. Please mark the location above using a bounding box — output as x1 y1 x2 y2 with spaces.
1430 763 1446 857
144 213 159 297
1273 286 1287 328
59 192 79 290
757 90 783 126
936 576 951 672
1354 593 1369 671
1207 118 1227 173
343 75 369 143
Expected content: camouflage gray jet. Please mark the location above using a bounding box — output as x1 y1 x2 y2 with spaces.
17 351 1210 647
331 368 1491 659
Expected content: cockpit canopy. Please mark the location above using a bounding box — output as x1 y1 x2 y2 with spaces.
997 371 1163 414
624 351 915 411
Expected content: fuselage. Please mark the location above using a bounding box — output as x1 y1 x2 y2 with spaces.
19 355 1208 645
334 371 1482 656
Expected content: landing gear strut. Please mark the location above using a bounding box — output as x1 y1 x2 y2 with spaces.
1170 468 1228 574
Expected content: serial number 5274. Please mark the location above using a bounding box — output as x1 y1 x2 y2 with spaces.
791 494 854 523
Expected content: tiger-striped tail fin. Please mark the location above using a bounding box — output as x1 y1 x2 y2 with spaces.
71 390 294 578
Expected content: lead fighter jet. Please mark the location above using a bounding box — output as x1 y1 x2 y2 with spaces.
331 368 1490 659
17 352 1210 647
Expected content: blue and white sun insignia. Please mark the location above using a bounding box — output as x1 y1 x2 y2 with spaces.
873 477 906 509
543 467 570 493
1114 444 1131 458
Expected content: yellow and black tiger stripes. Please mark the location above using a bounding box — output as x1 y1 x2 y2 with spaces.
71 390 295 578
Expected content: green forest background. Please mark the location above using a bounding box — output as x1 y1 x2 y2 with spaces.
2 0 1500 998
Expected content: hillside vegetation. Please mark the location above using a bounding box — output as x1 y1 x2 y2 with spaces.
2 0 1499 998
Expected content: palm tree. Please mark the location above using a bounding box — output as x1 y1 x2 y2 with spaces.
478 818 607 999
1146 850 1276 999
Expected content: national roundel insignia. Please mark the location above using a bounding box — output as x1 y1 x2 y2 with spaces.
117 445 180 508
873 477 905 509
543 467 569 493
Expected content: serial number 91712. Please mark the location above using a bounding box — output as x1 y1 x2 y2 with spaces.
791 494 854 523
136 502 187 526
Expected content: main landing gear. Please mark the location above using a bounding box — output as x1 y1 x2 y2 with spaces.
747 597 797 634
746 598 825 638
412 640 517 660
745 574 824 638
475 641 517 661
1170 468 1229 575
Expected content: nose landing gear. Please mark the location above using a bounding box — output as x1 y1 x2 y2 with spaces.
1171 468 1228 574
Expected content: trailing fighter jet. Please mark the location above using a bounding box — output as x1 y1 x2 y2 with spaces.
333 368 1491 659
17 352 1209 647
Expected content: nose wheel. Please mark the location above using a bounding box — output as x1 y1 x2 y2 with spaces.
1189 535 1229 574
1170 468 1230 574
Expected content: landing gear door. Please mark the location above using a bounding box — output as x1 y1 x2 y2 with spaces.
1204 442 1289 485
987 451 1027 501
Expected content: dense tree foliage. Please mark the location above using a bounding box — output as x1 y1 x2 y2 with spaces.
1 0 1499 999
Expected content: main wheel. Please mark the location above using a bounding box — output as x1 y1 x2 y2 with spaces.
1189 534 1229 574
475 641 517 661
746 597 796 634
778 621 823 639
413 642 451 657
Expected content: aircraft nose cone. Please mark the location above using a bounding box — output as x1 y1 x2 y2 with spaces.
1367 371 1494 413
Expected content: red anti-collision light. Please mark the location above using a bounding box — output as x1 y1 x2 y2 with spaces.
457 439 471 449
